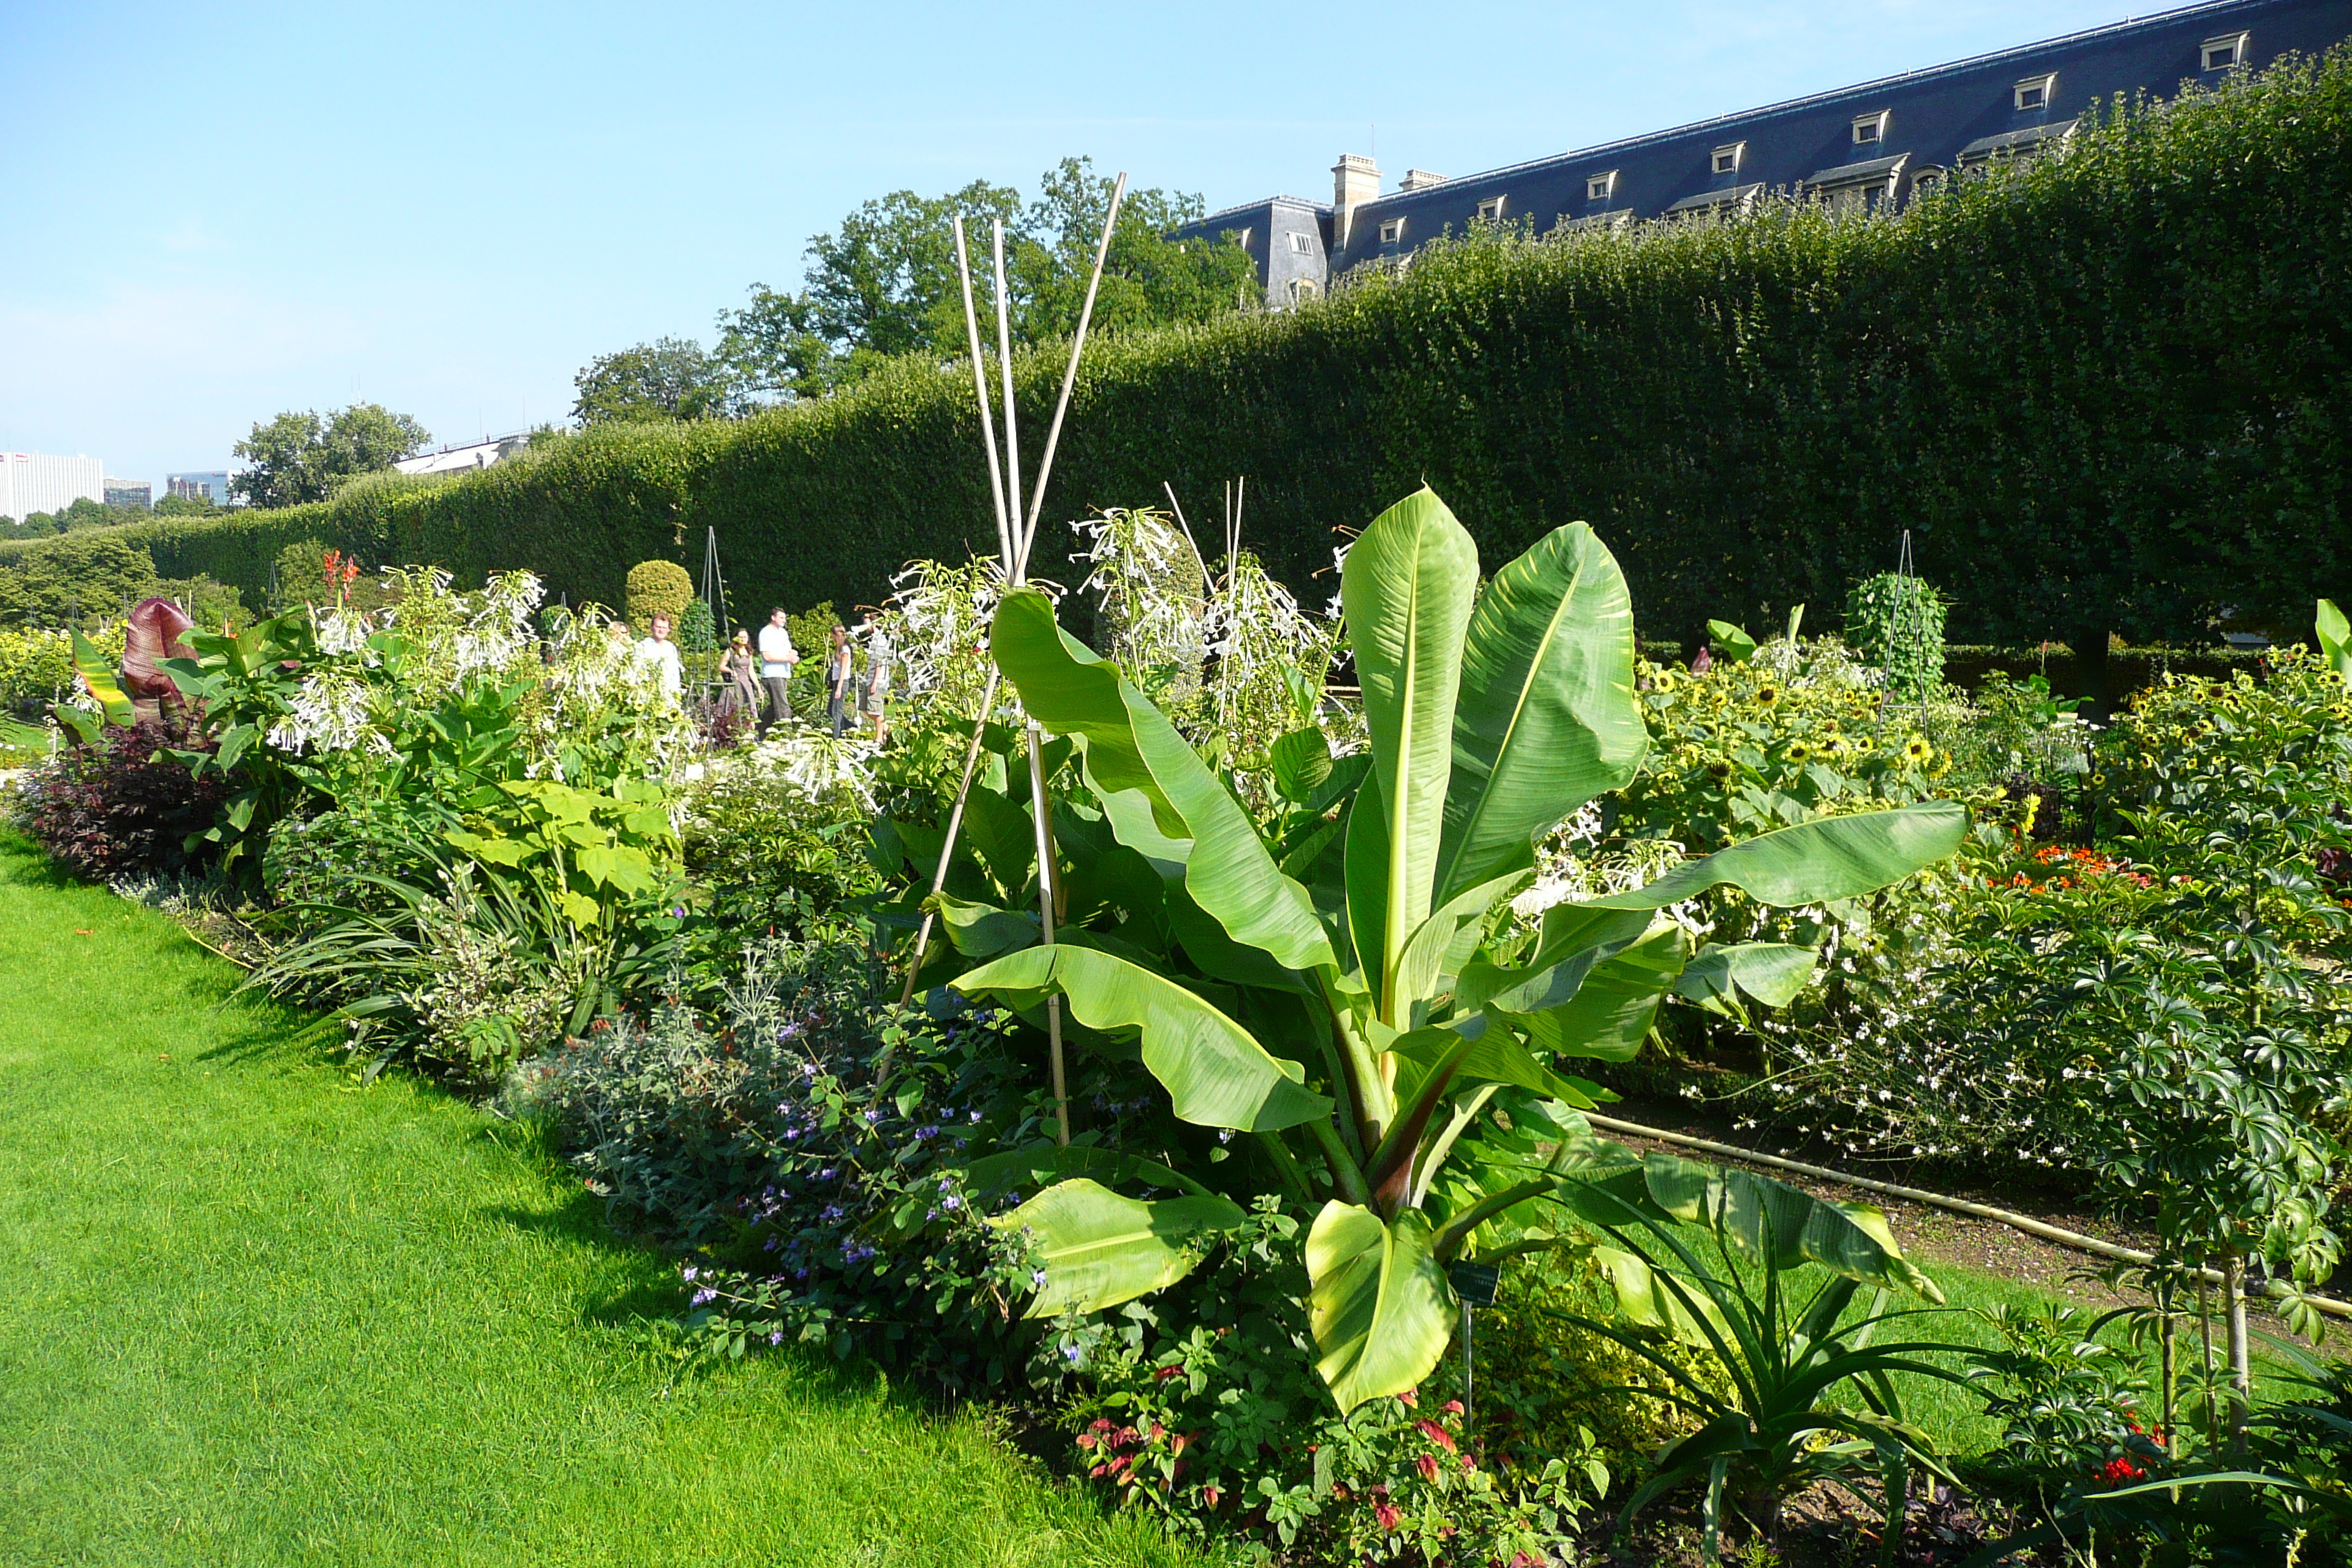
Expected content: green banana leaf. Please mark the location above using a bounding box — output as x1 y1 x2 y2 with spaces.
990 589 1334 973
1306 1202 1454 1412
1438 521 1648 905
69 630 135 728
1392 1021 1602 1107
951 943 1333 1132
2320 600 2352 681
1561 1154 1942 1307
1675 941 1819 1011
930 892 1041 960
1707 619 1757 663
991 1178 1245 1316
1344 770 1390 996
1579 802 1966 911
1340 489 1479 1009
1511 925 1686 1062
963 1143 1215 1200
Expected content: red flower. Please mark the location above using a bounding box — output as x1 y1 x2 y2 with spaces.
1374 1501 1402 1530
1417 1453 1441 1483
1415 1419 1457 1453
2100 1456 2144 1483
1395 1390 1418 1409
1441 1400 1464 1416
1202 1485 1221 1508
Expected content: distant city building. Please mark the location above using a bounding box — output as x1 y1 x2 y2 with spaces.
392 431 531 479
167 471 233 505
105 479 152 510
1179 0 2352 302
1 452 104 522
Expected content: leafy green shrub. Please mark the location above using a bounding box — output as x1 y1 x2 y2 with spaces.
1844 572 1948 698
625 559 693 630
676 734 880 944
0 625 85 712
0 531 157 628
12 714 236 882
9 50 2352 649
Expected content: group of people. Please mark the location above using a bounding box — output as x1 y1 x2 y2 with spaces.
606 605 890 742
720 608 892 742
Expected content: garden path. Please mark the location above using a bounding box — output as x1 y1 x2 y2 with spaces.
0 834 1199 1568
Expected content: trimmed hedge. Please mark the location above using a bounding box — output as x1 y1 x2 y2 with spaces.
10 50 2350 644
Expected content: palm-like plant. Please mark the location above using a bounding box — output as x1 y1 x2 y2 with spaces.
946 488 1965 1411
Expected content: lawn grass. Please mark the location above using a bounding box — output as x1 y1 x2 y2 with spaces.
0 834 1204 1568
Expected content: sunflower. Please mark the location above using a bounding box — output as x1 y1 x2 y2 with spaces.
1817 734 1845 757
1703 757 1734 782
1784 740 1813 764
1901 736 1933 766
1752 685 1782 710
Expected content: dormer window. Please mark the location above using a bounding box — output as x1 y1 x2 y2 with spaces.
2015 74 2054 110
1477 195 1506 222
1712 142 1745 176
1290 231 1314 254
1378 217 1404 245
1852 110 1888 146
1586 170 1618 202
2203 31 2248 71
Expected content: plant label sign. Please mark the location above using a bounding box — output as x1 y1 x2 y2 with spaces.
1448 1259 1501 1308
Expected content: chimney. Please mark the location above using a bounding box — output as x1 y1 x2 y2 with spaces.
1332 152 1380 246
1398 168 1447 192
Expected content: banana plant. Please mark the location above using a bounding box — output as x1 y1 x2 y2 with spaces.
949 488 1966 1411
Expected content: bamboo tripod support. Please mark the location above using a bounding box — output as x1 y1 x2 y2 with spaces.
899 180 1131 1145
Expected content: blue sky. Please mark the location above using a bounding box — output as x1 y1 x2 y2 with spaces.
3 0 2170 485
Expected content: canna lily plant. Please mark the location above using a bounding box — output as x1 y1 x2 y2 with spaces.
949 488 1965 1411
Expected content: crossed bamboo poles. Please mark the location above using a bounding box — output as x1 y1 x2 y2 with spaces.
893 176 1129 1146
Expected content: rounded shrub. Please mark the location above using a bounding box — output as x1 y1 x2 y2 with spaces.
625 559 694 630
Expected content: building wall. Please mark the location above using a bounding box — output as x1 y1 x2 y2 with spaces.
1181 0 2352 290
0 453 104 521
105 480 152 510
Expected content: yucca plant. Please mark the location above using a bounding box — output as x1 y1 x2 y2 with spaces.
942 487 1964 1411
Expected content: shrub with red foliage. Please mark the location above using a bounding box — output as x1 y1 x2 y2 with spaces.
17 715 235 882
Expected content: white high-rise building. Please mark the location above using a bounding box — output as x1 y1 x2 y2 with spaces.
0 452 104 522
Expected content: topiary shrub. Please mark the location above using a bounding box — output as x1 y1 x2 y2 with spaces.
14 715 235 882
1844 572 1948 697
625 559 694 630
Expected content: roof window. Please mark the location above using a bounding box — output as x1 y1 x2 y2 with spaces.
2203 32 2248 71
1289 231 1314 254
1586 170 1618 201
1852 110 1888 146
1476 195 1506 222
2014 74 2054 110
1378 217 1405 245
1712 142 1745 176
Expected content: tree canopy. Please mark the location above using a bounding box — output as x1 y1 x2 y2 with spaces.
581 158 1256 411
230 404 431 508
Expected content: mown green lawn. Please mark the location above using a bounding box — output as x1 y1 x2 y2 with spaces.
0 834 1200 1568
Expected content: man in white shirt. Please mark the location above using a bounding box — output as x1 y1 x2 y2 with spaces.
632 612 683 702
756 607 799 736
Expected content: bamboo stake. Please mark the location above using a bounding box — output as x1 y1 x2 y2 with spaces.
1026 717 1070 1146
993 219 1023 575
891 219 1025 1008
1161 480 1209 584
897 667 1002 1007
951 216 1014 566
1016 172 1129 580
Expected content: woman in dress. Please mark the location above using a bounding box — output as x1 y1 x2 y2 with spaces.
716 629 761 733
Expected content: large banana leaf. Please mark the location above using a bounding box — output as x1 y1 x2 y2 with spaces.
929 892 1040 960
1340 489 1478 1013
69 630 135 728
2321 600 2352 681
1579 802 1966 911
1306 1202 1454 1412
992 1178 1245 1316
951 943 1333 1131
1510 925 1686 1062
990 589 1333 973
1675 941 1817 1011
1559 1154 1942 1306
1438 522 1648 905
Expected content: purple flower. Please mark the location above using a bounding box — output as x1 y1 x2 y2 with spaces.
942 1194 961 1210
769 1330 785 1346
1031 1268 1048 1288
691 1288 717 1306
681 1266 699 1282
1063 1344 1082 1363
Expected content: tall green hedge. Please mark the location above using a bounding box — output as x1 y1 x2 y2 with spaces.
12 51 2349 645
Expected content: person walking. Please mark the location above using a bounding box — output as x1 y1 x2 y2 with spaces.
859 618 893 744
823 623 853 738
717 629 760 732
755 607 799 737
632 612 683 702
